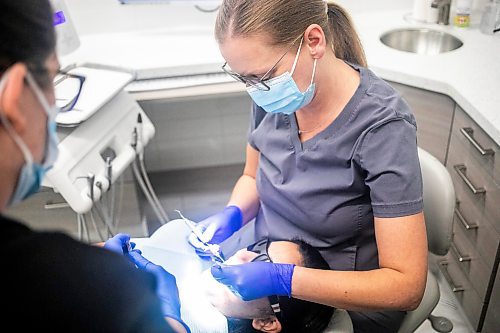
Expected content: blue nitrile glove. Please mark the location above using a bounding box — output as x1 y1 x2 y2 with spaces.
128 250 191 333
187 205 243 256
103 233 136 255
210 261 295 301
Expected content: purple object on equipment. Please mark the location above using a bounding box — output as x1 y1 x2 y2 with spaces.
53 11 66 26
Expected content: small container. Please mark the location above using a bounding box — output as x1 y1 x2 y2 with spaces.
413 0 429 22
454 13 471 26
454 0 473 27
480 0 500 34
427 0 440 23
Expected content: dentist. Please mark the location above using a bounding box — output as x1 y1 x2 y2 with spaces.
189 1 428 332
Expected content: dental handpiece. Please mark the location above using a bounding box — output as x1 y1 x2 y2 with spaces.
175 210 225 263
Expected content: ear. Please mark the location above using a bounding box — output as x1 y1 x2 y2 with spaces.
252 316 282 333
0 63 28 134
304 24 327 60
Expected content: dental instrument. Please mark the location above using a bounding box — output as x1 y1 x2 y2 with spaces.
175 210 225 263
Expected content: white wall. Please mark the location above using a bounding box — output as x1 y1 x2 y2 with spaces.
64 0 218 35
64 0 417 36
65 0 490 37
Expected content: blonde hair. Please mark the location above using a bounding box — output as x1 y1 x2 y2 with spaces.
215 0 367 67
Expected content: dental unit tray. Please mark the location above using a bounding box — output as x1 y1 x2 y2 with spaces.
55 65 134 126
43 86 155 214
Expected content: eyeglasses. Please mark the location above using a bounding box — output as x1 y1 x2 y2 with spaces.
247 239 282 320
247 238 272 261
221 35 302 91
54 70 86 112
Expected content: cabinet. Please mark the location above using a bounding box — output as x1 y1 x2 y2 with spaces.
441 104 500 332
387 81 455 164
368 80 500 331
139 91 251 172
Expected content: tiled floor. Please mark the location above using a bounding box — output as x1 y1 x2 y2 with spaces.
7 163 475 332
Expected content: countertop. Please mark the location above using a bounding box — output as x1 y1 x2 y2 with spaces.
354 9 500 145
61 7 500 145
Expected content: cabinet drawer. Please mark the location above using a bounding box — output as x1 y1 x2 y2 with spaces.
454 202 499 270
453 203 500 267
447 159 486 221
452 106 499 185
452 221 493 299
447 145 493 202
439 258 484 330
447 138 500 232
388 81 454 164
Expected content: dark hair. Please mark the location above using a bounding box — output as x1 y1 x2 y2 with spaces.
227 239 334 333
327 3 367 67
0 0 56 87
215 0 367 67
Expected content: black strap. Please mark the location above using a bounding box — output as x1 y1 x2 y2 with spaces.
268 295 282 321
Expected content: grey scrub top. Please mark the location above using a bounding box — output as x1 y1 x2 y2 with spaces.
248 63 423 332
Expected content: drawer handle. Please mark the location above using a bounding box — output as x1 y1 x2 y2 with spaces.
451 242 471 262
460 128 495 156
453 164 486 195
439 261 465 293
454 207 478 230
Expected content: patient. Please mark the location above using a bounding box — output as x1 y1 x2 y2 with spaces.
200 238 334 333
132 220 335 333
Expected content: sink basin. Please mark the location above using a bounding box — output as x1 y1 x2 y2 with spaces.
380 28 463 55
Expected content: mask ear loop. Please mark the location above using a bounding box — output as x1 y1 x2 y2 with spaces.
0 73 35 167
310 59 318 85
290 37 318 86
290 37 304 75
25 71 57 121
25 71 61 166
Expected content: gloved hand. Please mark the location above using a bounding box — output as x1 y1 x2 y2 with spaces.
187 205 243 256
103 233 135 255
128 250 190 333
211 261 295 301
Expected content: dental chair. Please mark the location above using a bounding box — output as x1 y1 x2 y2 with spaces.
397 148 455 333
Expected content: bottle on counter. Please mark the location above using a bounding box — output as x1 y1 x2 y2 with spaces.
479 0 500 34
454 0 473 27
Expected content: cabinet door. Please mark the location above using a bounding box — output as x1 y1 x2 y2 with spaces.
387 81 455 164
446 104 500 332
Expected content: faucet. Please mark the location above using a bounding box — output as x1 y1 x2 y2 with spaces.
432 0 451 25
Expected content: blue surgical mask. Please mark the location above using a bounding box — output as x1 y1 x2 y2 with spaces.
0 70 59 206
246 38 318 115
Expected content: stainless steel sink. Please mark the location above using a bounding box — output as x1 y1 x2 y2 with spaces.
380 28 463 55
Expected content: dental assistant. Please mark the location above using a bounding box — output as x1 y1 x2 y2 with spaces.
188 1 428 332
0 1 189 331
